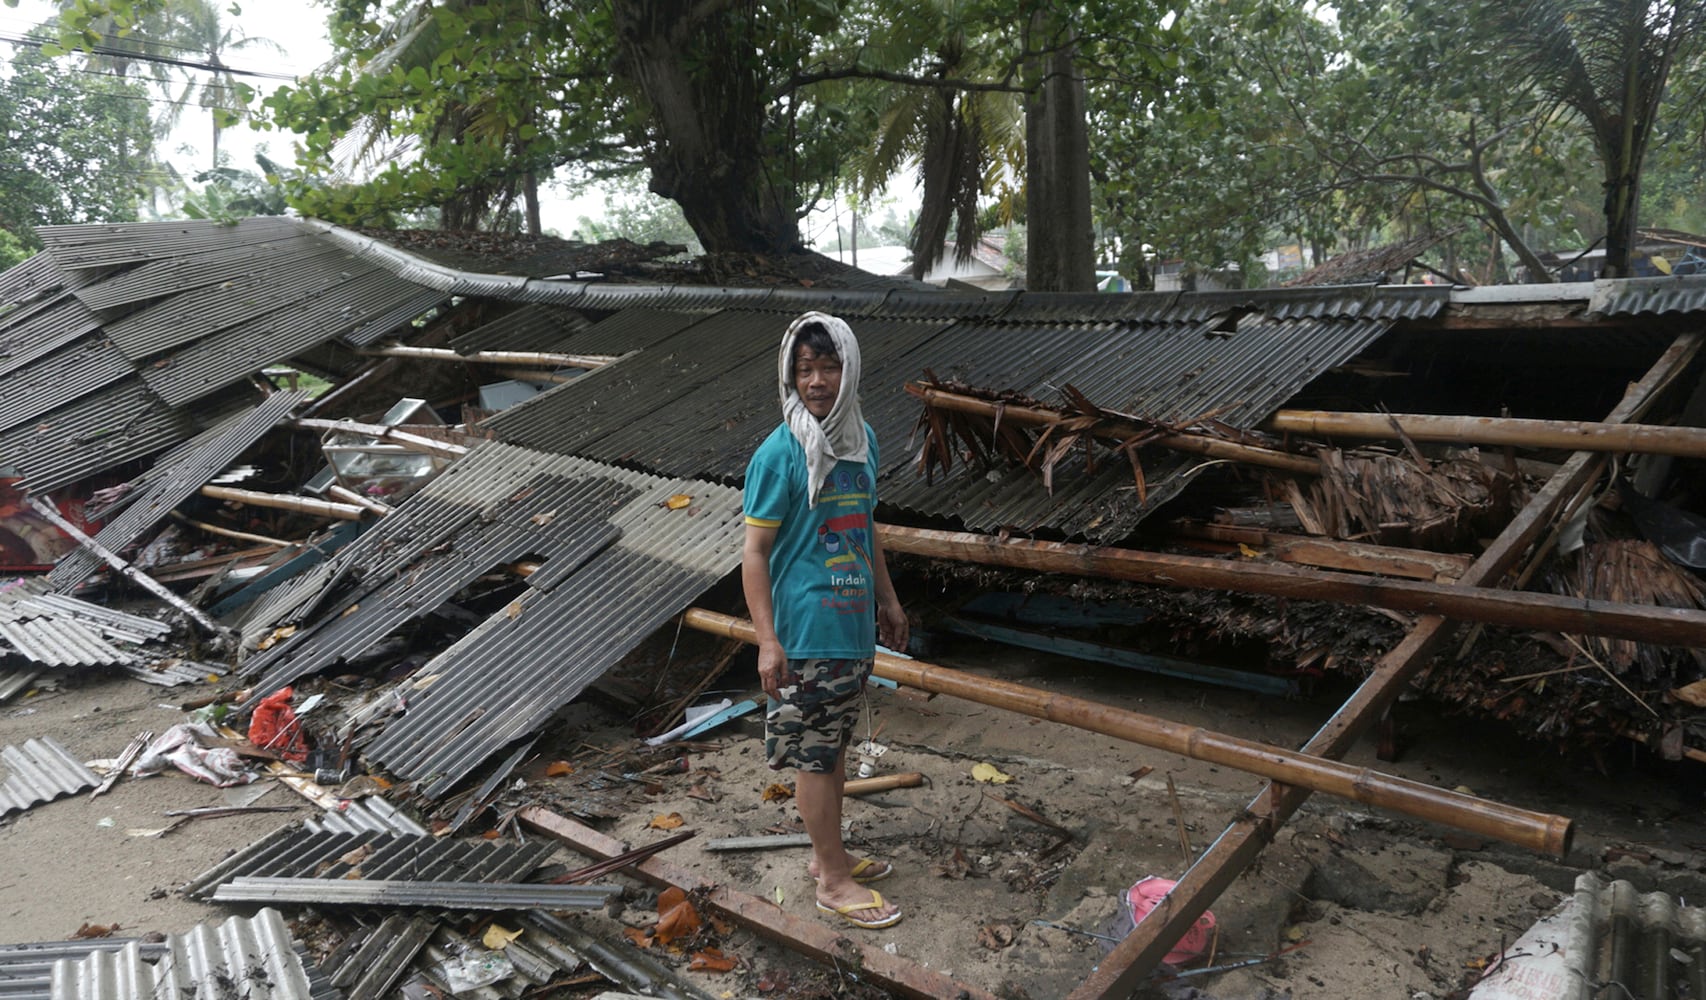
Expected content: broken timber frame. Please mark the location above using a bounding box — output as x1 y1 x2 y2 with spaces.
875 526 1706 648
518 806 1002 1000
1064 329 1705 999
682 609 1573 856
1270 408 1706 459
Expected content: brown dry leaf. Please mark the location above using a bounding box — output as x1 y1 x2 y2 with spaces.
666 493 693 510
649 812 685 830
256 626 295 651
72 922 119 939
1130 766 1154 781
933 846 972 880
339 844 374 866
530 508 558 526
978 923 1017 950
654 886 702 945
687 783 718 802
505 600 525 620
481 829 501 840
545 760 574 777
622 926 654 948
761 782 794 802
689 947 736 972
340 604 360 617
1672 678 1706 708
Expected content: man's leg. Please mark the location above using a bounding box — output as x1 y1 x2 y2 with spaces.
799 755 898 923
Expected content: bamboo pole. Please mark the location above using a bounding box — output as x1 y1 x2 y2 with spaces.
325 484 395 517
199 485 368 522
845 771 925 796
876 524 1706 648
27 497 236 640
169 511 292 548
1170 521 1473 581
907 383 1323 475
362 344 618 369
290 418 470 459
681 609 1573 856
1270 409 1706 458
1067 330 1706 998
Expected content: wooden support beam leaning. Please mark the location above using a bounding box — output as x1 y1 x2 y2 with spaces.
680 609 1574 856
361 344 619 369
906 383 1323 475
517 806 1002 1000
876 524 1706 648
1065 330 1705 999
290 418 471 459
1169 521 1474 581
199 485 368 522
26 497 236 640
1270 408 1706 459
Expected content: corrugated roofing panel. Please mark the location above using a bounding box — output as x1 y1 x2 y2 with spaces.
761 286 892 317
0 252 63 311
448 303 591 354
0 737 98 816
323 914 435 1000
0 939 168 1000
570 284 679 311
479 310 777 458
871 288 1019 319
995 291 1185 323
1590 274 1706 317
656 285 774 312
538 306 699 355
33 217 307 271
307 796 428 836
0 379 194 494
341 285 451 347
356 444 742 798
49 390 305 591
0 295 103 379
0 667 41 704
105 243 378 359
140 271 430 406
1165 284 1448 323
214 877 620 909
0 617 131 667
184 827 554 899
73 232 330 312
49 908 316 1000
0 338 131 434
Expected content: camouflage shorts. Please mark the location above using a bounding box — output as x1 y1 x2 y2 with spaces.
765 657 872 773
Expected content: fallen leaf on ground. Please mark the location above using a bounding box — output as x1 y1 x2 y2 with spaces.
505 600 524 619
649 812 685 830
687 784 718 802
933 846 972 879
481 829 501 840
545 760 574 777
482 924 522 949
654 886 701 945
761 782 794 801
971 762 1013 784
978 923 1016 949
623 927 653 948
72 923 119 939
1130 765 1154 781
666 494 693 510
689 947 736 971
339 844 373 865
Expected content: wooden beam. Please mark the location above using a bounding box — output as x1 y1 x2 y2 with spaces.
906 383 1323 475
290 418 470 459
199 485 368 522
1270 408 1706 459
517 807 1001 1000
1169 521 1473 581
1065 329 1704 999
324 484 396 517
682 609 1574 856
361 344 618 369
877 524 1706 648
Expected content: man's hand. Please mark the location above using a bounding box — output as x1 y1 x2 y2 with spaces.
877 598 909 653
758 640 788 701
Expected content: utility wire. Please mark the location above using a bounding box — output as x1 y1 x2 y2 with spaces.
0 30 299 79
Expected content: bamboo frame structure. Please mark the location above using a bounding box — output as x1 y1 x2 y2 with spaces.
906 383 1323 475
199 485 368 522
1065 330 1705 998
1271 408 1706 458
361 344 619 369
681 609 1574 856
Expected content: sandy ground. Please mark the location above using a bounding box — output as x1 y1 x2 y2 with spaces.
4 638 1706 999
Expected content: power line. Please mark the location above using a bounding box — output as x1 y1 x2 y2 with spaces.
0 13 305 71
0 29 298 80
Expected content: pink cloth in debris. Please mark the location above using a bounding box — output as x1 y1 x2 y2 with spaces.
1127 876 1217 966
133 722 255 787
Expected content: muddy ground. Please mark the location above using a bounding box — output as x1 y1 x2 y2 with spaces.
3 634 1705 999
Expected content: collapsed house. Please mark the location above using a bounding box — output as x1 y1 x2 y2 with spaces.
2 217 1706 996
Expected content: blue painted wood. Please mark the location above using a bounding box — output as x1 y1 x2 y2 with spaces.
207 520 366 617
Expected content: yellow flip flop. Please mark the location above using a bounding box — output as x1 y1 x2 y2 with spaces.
816 889 903 929
849 857 893 884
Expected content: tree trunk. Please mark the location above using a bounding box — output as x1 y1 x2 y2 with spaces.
524 170 541 236
612 1 800 254
1023 14 1095 292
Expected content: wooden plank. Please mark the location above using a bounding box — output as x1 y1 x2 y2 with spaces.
1171 521 1473 581
517 806 1001 1000
1270 408 1706 458
1065 329 1704 999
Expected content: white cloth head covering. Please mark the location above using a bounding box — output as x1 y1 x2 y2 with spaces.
778 311 867 508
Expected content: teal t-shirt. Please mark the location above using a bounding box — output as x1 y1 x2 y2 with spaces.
742 422 880 660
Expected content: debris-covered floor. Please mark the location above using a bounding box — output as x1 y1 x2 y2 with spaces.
5 632 1705 1000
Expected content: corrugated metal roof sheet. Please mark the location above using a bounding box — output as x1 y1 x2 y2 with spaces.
0 252 63 312
448 303 591 354
0 666 41 704
0 338 130 435
49 908 316 1000
550 307 701 355
993 290 1184 323
48 390 305 590
340 285 449 348
307 795 429 837
184 827 555 899
0 939 168 1000
73 232 329 313
0 736 98 816
1590 274 1706 316
321 913 434 1000
871 287 1019 319
1165 284 1449 323
0 378 195 495
0 295 103 380
763 285 892 318
349 443 743 797
34 217 307 272
0 615 131 667
214 877 619 909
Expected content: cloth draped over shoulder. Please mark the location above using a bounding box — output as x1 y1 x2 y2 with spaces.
778 311 867 508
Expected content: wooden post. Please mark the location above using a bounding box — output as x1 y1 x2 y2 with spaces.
29 497 236 641
907 383 1323 475
1065 330 1705 999
518 807 1001 1000
875 524 1706 648
680 609 1574 856
1270 408 1706 459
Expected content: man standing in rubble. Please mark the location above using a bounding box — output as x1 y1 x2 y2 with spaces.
742 311 908 930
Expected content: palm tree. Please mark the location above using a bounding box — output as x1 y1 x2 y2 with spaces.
1484 0 1706 276
155 0 283 168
